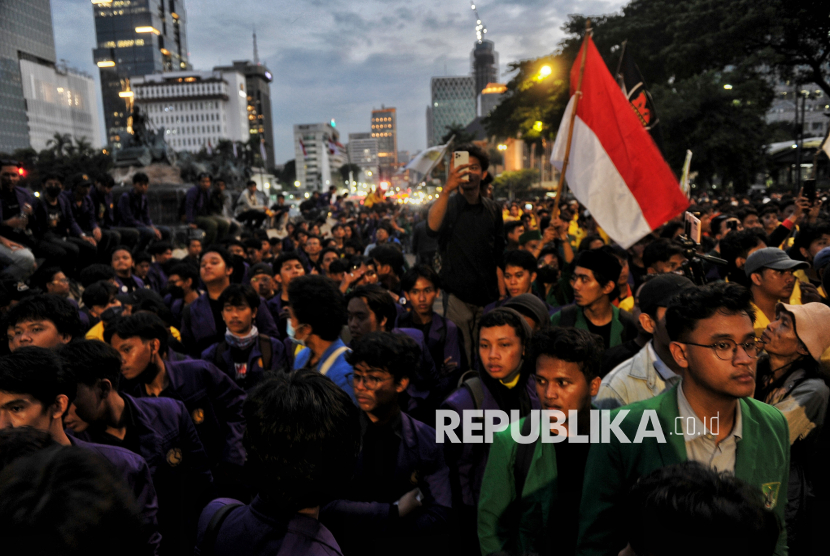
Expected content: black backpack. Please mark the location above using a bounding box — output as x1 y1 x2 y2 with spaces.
211 335 274 371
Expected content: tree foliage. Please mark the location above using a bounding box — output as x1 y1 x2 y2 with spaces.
441 123 479 146
493 169 540 200
1 138 112 188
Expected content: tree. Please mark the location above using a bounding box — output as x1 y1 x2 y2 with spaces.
338 163 361 184
441 123 478 146
45 133 72 158
493 169 540 200
279 160 296 186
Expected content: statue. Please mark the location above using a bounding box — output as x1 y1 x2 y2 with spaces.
112 106 177 168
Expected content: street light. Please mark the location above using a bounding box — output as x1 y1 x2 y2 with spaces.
533 121 543 132
293 180 300 187
97 60 115 68
497 144 507 151
723 84 733 90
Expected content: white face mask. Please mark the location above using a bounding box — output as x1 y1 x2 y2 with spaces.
286 319 306 346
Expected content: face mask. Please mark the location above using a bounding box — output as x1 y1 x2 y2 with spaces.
45 185 62 198
286 319 305 346
225 325 259 350
167 285 184 299
101 305 124 324
536 265 560 284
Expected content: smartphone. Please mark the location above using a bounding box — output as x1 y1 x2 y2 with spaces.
524 203 533 211
803 179 817 204
454 151 469 182
685 211 701 244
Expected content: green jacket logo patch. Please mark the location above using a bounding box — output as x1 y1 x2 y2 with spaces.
762 482 781 509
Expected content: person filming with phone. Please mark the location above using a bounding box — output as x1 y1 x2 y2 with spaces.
427 144 505 367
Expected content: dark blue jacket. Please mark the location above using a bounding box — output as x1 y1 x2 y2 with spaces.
0 185 35 223
441 377 540 509
396 312 462 379
71 394 213 556
196 497 344 556
117 189 153 228
126 359 247 468
201 334 288 392
147 261 168 293
33 194 84 238
114 274 147 293
265 295 287 338
69 436 162 555
184 186 209 224
181 293 280 355
61 190 99 232
89 186 116 228
320 412 452 550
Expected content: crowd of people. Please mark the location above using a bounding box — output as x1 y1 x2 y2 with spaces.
0 144 828 556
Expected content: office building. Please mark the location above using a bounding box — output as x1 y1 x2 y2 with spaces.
214 59 275 168
428 76 476 147
92 0 190 149
20 60 103 151
471 40 499 101
0 0 57 153
767 81 829 138
294 122 346 191
371 106 398 174
347 132 379 173
131 69 248 153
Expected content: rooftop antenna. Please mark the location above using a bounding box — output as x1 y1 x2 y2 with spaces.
253 25 260 65
470 1 487 44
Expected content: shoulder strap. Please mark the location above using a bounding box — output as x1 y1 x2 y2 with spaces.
461 376 485 411
513 417 535 498
557 305 579 328
320 346 350 376
258 335 272 370
201 502 243 556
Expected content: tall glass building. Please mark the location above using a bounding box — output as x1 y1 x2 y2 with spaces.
428 76 476 147
91 0 190 149
0 0 56 154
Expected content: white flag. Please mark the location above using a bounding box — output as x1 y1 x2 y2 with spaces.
402 144 450 175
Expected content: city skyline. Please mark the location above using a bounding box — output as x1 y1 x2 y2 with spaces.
52 0 627 164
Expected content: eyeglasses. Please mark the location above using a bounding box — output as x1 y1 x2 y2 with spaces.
51 278 69 284
345 373 389 390
681 338 763 360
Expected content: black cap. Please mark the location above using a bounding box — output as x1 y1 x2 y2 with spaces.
639 274 696 316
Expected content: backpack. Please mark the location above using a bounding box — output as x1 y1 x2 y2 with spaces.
212 335 274 371
199 502 243 556
457 369 485 410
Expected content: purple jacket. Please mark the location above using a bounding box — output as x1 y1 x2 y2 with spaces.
0 185 35 224
396 312 462 378
147 261 168 293
89 186 115 227
320 412 452 548
202 334 289 392
117 189 153 227
69 436 162 555
61 190 99 232
126 359 247 467
265 295 287 338
33 194 84 238
440 376 540 508
196 497 344 556
184 185 209 224
114 274 147 293
181 293 280 355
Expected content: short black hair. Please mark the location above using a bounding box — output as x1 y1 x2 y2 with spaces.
643 238 684 269
0 446 148 556
504 220 524 236
132 251 152 265
82 281 118 309
0 428 56 471
79 264 116 287
502 249 537 273
132 172 149 185
719 229 767 286
455 143 490 172
328 259 347 275
104 313 169 355
626 462 779 556
273 252 303 275
244 238 262 251
346 285 397 332
369 244 405 277
201 244 233 269
111 245 132 259
346 331 418 383
59 340 123 390
243 370 360 511
401 264 441 292
538 245 563 268
792 222 830 261
37 267 64 290
167 263 199 286
4 295 80 339
288 275 346 341
479 308 530 346
147 241 172 255
578 234 605 253
188 237 202 247
529 327 603 381
218 284 260 310
665 282 755 342
0 347 73 408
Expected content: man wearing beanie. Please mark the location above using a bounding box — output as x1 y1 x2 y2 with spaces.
756 302 830 555
745 247 809 337
595 274 696 409
551 247 637 349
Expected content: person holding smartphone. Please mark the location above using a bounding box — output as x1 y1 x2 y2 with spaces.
426 144 505 366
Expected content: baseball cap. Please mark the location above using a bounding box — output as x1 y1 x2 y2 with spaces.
812 247 830 274
249 262 273 278
744 248 809 277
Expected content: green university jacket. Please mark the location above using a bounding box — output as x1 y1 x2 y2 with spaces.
550 305 631 349
576 386 790 556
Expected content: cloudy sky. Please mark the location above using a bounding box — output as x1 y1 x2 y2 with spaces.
52 0 625 163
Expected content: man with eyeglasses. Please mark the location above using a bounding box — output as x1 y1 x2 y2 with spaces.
578 283 790 556
319 331 452 556
746 247 809 337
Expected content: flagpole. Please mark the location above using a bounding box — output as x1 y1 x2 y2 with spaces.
552 19 592 221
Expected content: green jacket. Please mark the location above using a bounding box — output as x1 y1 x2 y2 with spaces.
550 304 632 348
576 386 790 556
478 416 559 555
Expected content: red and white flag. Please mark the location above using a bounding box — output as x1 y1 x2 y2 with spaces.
551 36 688 248
299 137 307 157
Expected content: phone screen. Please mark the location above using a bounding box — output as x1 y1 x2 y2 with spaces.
803 179 817 203
454 151 469 182
685 211 701 244
524 203 533 211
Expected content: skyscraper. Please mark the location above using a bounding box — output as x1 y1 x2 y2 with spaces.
92 0 190 150
428 76 476 147
471 40 499 100
371 106 398 176
0 0 56 153
214 60 275 168
294 123 345 192
347 133 379 174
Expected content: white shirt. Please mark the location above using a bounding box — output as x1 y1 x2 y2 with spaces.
677 383 743 472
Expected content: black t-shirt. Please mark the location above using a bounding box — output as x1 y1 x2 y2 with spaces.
547 439 591 555
353 412 403 503
91 397 141 456
120 275 139 293
208 297 226 340
46 202 68 235
585 318 612 350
